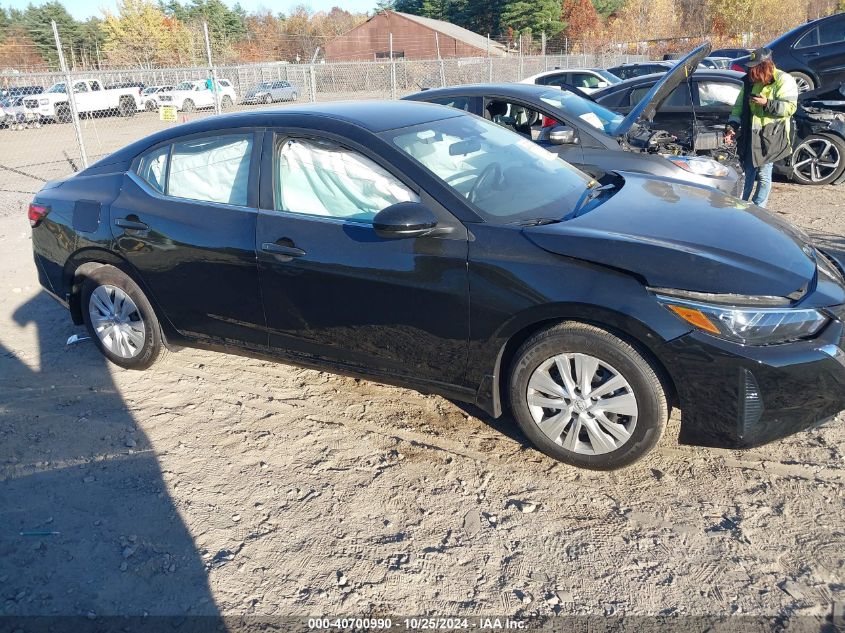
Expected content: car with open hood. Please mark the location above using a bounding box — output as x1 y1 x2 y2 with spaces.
404 45 741 195
28 101 845 470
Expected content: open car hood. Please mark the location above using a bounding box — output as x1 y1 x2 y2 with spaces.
612 43 712 137
523 173 818 299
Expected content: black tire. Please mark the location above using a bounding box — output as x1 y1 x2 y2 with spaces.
290 92 298 101
182 99 195 113
508 322 668 470
790 133 845 185
80 266 164 371
145 100 157 111
118 96 136 118
221 95 233 109
56 104 72 123
789 71 814 93
262 93 272 104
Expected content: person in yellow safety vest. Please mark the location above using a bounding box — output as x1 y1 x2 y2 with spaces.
724 47 798 208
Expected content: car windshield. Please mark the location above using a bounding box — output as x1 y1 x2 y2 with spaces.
595 69 621 84
175 82 194 90
383 114 592 224
536 89 625 135
47 83 66 94
142 87 157 94
258 82 273 89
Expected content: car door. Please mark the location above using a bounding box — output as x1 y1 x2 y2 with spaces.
812 15 845 87
482 97 585 164
110 129 266 348
71 81 91 112
255 129 470 385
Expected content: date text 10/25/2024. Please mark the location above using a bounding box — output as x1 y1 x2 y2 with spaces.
307 618 527 630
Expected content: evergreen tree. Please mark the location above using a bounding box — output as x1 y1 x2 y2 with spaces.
500 0 564 36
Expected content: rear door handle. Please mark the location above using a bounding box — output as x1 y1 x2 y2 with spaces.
803 52 819 57
114 218 149 231
261 242 306 257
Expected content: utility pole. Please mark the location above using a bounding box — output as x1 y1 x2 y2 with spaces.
389 33 396 100
435 32 445 87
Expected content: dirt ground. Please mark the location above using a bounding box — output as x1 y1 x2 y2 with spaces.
1 168 844 625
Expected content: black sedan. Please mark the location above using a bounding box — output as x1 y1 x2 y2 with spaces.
30 101 845 470
729 13 845 92
606 61 675 80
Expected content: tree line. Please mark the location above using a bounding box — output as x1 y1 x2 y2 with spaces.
0 0 843 71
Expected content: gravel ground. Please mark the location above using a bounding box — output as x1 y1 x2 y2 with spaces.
0 162 843 627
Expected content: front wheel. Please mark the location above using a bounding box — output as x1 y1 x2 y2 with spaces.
790 134 845 185
81 266 164 370
182 99 195 113
118 96 137 118
56 104 72 123
221 95 233 109
508 322 668 470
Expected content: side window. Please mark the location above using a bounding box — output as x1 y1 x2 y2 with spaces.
483 99 547 139
595 88 628 108
137 145 170 194
630 84 689 107
90 81 102 91
698 81 741 107
543 74 572 88
429 96 471 111
274 138 418 223
570 73 601 89
795 27 819 49
629 85 653 106
818 18 845 45
73 82 88 93
169 134 253 205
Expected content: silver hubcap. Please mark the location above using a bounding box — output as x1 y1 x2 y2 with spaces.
793 75 811 93
88 285 146 359
526 353 638 455
793 138 841 182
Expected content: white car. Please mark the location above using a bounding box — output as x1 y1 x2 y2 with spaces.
37 79 143 122
140 85 174 111
520 68 621 94
156 79 237 112
1 95 42 128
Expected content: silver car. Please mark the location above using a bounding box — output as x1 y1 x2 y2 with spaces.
243 80 298 105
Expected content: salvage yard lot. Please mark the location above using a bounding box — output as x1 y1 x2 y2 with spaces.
0 170 843 619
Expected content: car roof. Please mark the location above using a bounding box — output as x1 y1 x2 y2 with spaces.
86 100 464 169
595 69 744 92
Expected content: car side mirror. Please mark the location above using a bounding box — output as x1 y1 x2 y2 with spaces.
549 125 578 145
373 202 439 239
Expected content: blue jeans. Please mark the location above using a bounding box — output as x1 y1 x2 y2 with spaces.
742 155 773 207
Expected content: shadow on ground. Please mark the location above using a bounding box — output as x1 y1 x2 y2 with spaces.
0 292 221 626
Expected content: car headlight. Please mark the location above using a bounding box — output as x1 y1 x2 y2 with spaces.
667 155 730 178
39 98 48 105
654 294 828 345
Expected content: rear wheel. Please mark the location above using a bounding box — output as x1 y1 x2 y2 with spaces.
263 93 272 104
508 322 668 470
221 95 233 109
791 134 845 185
145 100 157 111
56 104 71 123
182 99 195 113
81 266 163 370
118 96 136 117
290 92 298 101
790 71 814 93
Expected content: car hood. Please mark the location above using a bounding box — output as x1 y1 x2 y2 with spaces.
523 173 817 299
612 43 712 136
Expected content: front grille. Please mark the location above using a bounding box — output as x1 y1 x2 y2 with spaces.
23 99 39 109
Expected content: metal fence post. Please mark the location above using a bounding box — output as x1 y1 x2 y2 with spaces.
52 20 87 169
309 65 317 102
389 33 397 100
518 36 524 79
487 35 493 82
203 22 221 115
542 33 547 70
435 32 446 87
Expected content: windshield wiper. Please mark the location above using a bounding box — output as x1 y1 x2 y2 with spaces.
511 217 561 227
567 182 617 219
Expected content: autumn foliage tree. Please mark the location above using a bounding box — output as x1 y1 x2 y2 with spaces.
560 0 600 46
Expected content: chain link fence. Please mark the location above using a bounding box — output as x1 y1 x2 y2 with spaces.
0 21 647 217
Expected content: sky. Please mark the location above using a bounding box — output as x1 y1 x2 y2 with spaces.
3 0 378 20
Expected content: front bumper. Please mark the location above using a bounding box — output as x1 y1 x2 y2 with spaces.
658 316 845 449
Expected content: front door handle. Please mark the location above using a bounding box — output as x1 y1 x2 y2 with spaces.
114 217 149 231
261 241 306 258
803 52 819 57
